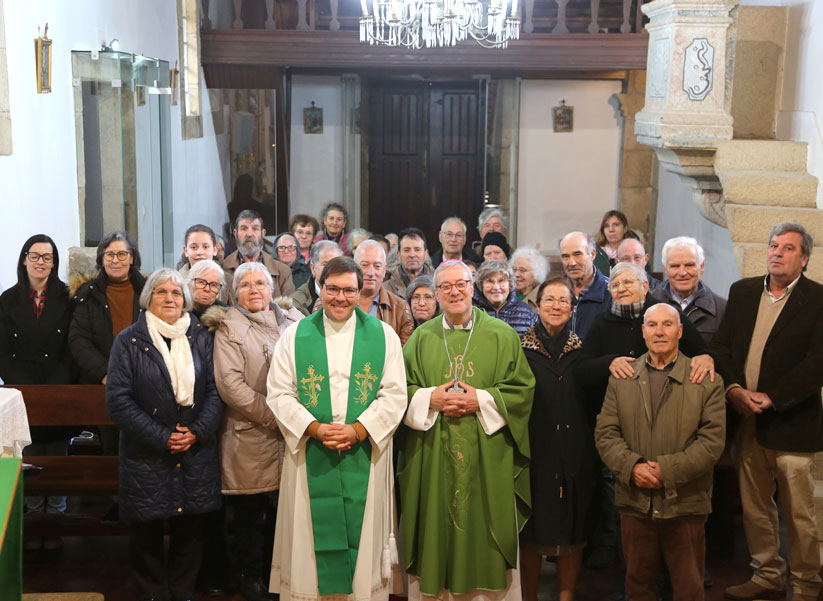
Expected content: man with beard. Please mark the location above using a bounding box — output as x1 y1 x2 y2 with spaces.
354 240 414 345
223 210 295 298
386 228 433 300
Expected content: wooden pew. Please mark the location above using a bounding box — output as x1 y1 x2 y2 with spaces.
2 385 125 536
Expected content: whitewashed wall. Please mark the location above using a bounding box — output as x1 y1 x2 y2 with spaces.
517 79 623 252
289 74 345 224
0 1 228 286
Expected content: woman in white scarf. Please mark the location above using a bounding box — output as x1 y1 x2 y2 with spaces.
106 267 223 601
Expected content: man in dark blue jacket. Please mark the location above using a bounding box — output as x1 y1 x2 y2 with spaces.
559 231 610 340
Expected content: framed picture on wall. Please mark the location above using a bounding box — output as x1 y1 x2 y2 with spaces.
35 26 52 94
552 101 573 133
304 102 323 134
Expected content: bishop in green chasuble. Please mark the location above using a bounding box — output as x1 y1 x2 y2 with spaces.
399 306 535 600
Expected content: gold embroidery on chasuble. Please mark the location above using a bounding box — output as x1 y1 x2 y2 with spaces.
300 365 324 408
445 426 470 531
443 355 475 381
353 362 378 404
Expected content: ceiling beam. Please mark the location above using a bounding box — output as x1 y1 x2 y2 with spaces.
200 30 649 74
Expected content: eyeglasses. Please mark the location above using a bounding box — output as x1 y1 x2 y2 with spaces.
238 280 270 292
483 277 509 289
324 285 358 299
512 267 531 275
26 252 54 264
103 251 131 263
442 232 465 240
436 280 471 293
276 245 298 253
411 292 436 302
541 296 572 308
192 278 222 293
609 279 638 291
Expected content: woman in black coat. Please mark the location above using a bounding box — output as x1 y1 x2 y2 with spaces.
0 234 75 541
106 267 223 601
69 231 146 385
0 234 73 384
520 277 597 601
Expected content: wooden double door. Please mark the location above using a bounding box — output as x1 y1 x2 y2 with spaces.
367 80 486 252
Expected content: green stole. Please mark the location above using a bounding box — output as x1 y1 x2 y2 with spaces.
294 307 386 595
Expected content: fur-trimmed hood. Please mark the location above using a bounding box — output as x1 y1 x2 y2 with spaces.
201 296 299 334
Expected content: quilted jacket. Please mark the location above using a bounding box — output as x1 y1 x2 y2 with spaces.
105 310 223 522
472 288 538 338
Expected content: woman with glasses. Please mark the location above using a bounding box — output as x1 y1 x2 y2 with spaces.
69 231 146 386
106 268 223 601
472 260 537 338
510 247 550 311
206 262 303 601
274 232 311 289
520 277 598 601
0 235 75 548
406 275 439 327
186 260 226 320
177 224 231 304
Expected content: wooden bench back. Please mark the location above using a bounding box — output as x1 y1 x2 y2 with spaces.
1 385 111 426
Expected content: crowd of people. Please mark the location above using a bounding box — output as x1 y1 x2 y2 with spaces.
1 201 822 601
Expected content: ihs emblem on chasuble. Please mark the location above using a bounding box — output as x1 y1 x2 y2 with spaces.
443 354 474 382
300 365 324 408
354 362 378 404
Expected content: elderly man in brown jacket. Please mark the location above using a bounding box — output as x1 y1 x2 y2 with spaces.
353 239 415 345
595 303 725 601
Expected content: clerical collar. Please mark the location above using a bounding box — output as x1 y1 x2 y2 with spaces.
442 314 473 330
646 353 678 371
764 273 801 303
322 309 353 333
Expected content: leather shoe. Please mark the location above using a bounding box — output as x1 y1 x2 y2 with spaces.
724 580 783 600
240 575 273 601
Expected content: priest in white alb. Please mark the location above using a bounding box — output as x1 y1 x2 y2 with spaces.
267 256 407 601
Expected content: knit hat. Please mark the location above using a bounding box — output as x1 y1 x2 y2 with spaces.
480 232 511 260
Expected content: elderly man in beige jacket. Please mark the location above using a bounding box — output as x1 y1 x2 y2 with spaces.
595 303 725 601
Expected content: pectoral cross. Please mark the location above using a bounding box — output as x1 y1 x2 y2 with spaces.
300 365 324 407
354 362 378 404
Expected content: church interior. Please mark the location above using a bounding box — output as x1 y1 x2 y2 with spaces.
1 0 823 599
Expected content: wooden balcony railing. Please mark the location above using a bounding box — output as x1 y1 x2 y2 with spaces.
203 0 652 36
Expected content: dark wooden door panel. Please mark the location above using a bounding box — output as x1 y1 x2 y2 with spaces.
368 80 484 252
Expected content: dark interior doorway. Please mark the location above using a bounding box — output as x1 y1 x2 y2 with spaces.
366 79 486 254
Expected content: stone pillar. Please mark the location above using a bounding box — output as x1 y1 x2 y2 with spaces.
634 0 739 227
635 0 737 149
614 71 655 240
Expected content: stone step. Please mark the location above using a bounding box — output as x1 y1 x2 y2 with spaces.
733 242 823 284
715 139 809 172
726 204 823 245
719 170 818 208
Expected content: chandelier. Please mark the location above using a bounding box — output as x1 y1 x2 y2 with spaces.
359 0 521 49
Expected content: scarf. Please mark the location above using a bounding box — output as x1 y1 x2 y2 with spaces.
535 320 570 361
145 310 195 407
610 298 646 320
